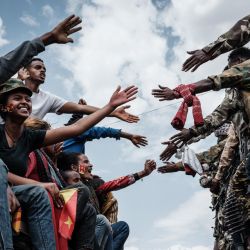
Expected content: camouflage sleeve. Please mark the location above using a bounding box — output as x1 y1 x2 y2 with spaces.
215 124 239 180
191 90 238 136
202 15 250 59
208 60 250 90
187 131 214 144
196 139 227 165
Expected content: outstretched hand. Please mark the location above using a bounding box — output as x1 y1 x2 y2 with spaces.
41 15 82 45
129 134 148 148
157 162 178 174
143 160 156 176
109 85 138 109
169 128 192 146
182 50 211 72
160 141 177 162
112 105 139 123
152 85 176 101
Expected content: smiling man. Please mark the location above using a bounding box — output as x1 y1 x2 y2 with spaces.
18 58 140 123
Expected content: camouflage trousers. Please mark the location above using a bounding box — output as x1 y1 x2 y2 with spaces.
226 161 250 221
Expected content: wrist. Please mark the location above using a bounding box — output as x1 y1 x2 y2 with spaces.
40 32 54 46
138 170 148 178
120 131 132 139
109 110 117 117
189 127 198 137
105 104 116 113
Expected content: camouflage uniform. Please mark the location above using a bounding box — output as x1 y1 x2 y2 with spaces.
177 134 228 248
190 72 250 247
212 125 240 249
202 15 250 59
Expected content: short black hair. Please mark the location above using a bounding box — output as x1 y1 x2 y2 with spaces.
24 57 44 68
56 152 82 171
228 47 250 62
59 170 71 182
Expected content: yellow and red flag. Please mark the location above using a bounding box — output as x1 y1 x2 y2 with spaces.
59 188 78 239
12 207 22 233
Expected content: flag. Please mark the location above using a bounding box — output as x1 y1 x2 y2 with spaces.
59 188 78 239
12 207 22 233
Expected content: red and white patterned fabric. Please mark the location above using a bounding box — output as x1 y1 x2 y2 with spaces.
171 84 204 130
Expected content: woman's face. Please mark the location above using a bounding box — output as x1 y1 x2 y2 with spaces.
5 91 32 119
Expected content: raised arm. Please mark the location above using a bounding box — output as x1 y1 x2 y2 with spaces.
182 14 250 72
153 59 250 102
95 160 156 195
44 86 138 146
159 90 238 161
59 102 139 123
120 131 148 148
0 15 82 84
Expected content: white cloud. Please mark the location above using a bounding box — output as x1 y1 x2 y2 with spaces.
20 14 39 27
0 18 8 47
167 245 211 250
52 1 249 249
154 190 213 244
42 4 54 20
125 247 140 250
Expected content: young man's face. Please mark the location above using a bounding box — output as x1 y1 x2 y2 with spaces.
26 60 46 84
77 154 93 179
66 171 82 185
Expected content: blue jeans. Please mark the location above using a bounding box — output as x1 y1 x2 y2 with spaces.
0 162 13 250
95 214 112 250
12 185 56 250
111 221 129 250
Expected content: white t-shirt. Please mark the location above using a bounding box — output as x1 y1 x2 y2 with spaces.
31 89 67 119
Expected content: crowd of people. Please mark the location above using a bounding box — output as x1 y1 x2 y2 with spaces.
1 11 250 250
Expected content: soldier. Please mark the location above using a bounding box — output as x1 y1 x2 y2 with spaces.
158 123 231 250
154 47 250 249
182 14 250 72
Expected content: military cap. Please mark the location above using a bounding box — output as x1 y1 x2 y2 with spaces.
0 78 32 100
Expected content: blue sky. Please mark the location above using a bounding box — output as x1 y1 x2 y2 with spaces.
1 1 250 249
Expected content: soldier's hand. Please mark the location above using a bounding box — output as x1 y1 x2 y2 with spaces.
152 85 176 101
160 141 177 162
210 179 220 194
157 162 180 174
170 128 192 146
182 50 212 72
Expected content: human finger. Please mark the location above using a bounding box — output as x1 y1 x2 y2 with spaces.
170 132 182 140
65 16 81 29
182 57 198 71
124 85 136 93
126 88 138 98
191 61 203 72
67 26 82 35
